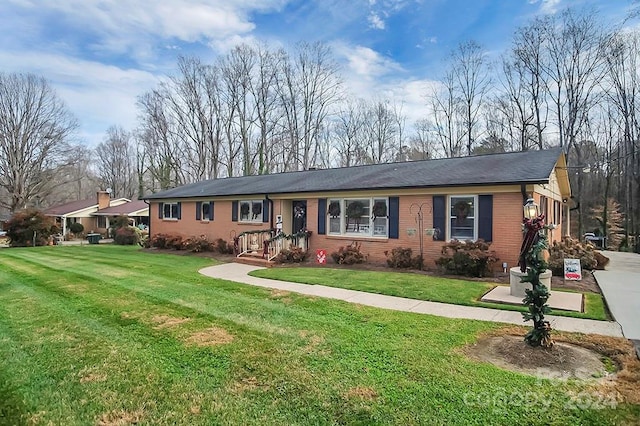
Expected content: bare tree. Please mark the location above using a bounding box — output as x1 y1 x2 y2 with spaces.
333 99 366 166
278 42 342 170
451 41 491 155
94 126 137 199
543 8 606 151
511 16 550 149
408 118 435 160
428 70 466 157
364 99 398 164
137 90 185 190
602 29 640 247
0 73 77 213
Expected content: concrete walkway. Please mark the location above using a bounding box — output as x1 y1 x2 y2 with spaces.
199 263 623 337
594 251 640 340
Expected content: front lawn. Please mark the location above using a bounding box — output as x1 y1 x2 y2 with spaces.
0 245 635 425
250 267 608 320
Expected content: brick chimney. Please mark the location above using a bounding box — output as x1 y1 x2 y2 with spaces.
97 191 111 210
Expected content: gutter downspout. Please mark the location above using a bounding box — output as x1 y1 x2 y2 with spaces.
265 195 274 230
520 184 528 204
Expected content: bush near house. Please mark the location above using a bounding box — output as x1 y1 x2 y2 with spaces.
149 234 236 254
385 247 423 269
182 235 215 253
435 239 498 278
331 242 366 265
5 209 58 247
114 226 142 245
69 222 84 237
547 236 599 275
274 246 307 263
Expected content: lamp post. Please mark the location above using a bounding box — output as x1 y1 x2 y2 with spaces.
518 197 553 349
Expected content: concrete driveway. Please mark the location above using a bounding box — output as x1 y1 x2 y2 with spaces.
594 251 640 341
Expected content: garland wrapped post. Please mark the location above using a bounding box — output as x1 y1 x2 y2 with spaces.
519 214 553 349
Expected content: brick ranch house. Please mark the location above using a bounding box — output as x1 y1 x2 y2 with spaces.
144 148 571 270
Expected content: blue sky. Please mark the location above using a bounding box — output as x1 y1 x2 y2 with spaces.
0 0 633 146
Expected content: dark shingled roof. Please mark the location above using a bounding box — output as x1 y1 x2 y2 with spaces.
144 148 564 200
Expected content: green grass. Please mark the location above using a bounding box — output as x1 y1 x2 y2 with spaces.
251 267 608 320
0 245 636 425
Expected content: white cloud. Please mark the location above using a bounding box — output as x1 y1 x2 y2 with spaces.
3 1 287 56
368 13 386 30
331 43 439 125
0 50 159 146
334 44 403 79
529 0 563 14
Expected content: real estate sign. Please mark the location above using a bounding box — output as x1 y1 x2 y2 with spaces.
563 258 582 281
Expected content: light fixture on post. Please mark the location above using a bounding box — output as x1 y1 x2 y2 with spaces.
523 197 539 220
518 195 553 349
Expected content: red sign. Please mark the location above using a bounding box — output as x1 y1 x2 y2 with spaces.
316 249 326 264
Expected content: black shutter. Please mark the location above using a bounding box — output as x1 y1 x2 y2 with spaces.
478 195 493 242
317 198 326 235
262 199 269 223
232 201 238 222
158 202 164 219
388 196 399 239
433 195 446 241
177 202 182 220
196 202 202 221
209 201 214 221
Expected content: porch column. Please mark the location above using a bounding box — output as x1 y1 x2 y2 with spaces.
62 216 67 237
564 203 571 237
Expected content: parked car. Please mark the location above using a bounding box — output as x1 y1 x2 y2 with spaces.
0 230 7 237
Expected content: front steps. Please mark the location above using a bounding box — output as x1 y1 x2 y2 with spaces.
234 252 275 268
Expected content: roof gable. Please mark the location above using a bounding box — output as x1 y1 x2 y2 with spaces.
144 148 566 200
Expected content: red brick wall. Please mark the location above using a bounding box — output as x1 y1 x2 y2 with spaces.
150 193 528 271
306 193 524 270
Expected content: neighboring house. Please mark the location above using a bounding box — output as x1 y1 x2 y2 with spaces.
92 199 150 232
143 148 571 270
45 192 149 237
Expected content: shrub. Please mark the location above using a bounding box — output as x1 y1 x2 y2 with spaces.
385 247 423 269
183 235 214 253
435 239 498 277
114 226 141 245
149 233 175 249
69 222 84 237
593 251 610 270
331 242 366 265
215 238 234 254
166 234 184 250
547 236 597 275
274 246 307 263
109 215 132 238
6 209 58 247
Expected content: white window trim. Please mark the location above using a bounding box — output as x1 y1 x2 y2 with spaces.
239 200 263 223
447 195 478 241
163 202 179 220
328 197 388 238
200 201 211 222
